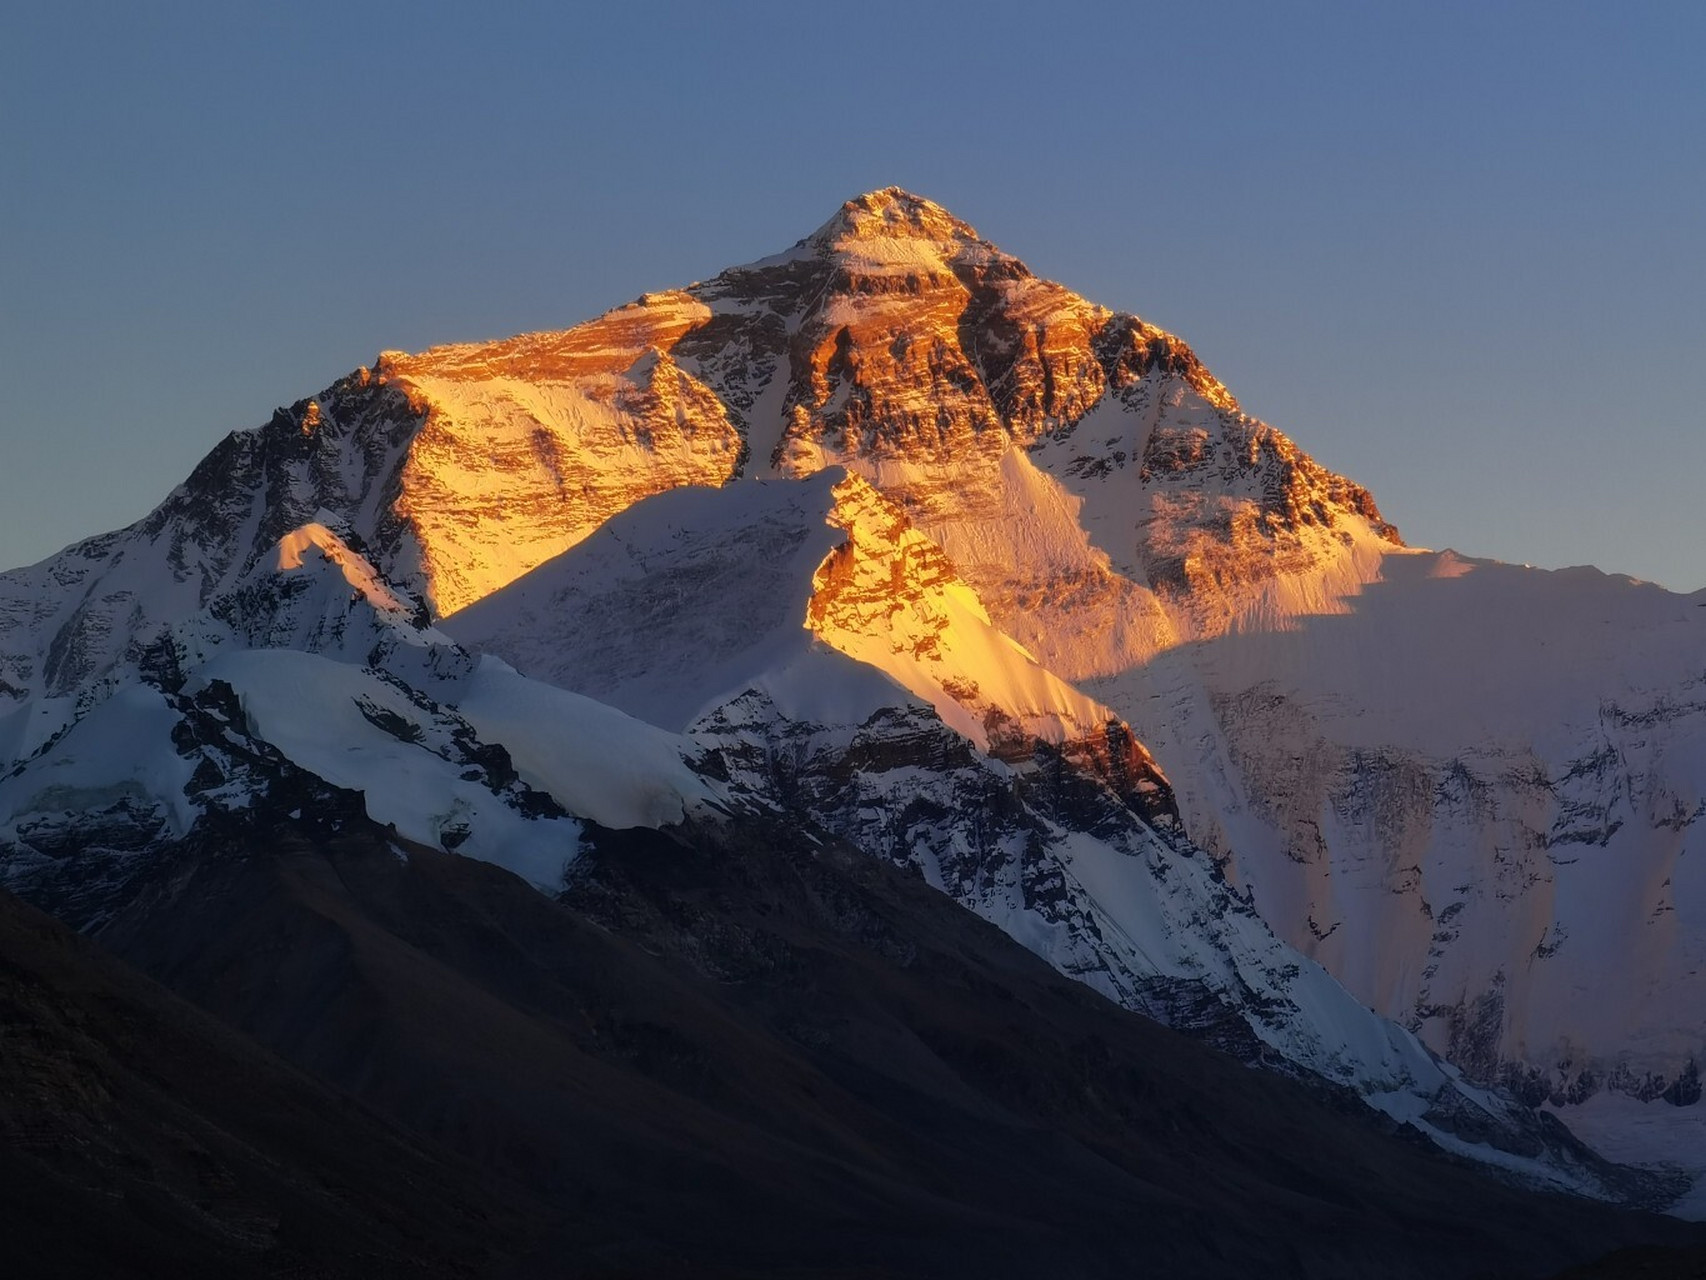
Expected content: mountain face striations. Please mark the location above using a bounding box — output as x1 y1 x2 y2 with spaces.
2 188 1703 1246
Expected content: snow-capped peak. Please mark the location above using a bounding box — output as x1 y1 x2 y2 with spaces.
261 521 414 617
793 186 1008 276
5 190 1702 1207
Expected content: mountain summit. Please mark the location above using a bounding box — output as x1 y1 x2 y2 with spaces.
2 190 1702 1220
802 185 997 255
0 187 1394 689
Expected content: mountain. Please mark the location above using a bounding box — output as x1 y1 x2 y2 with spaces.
48 803 1706 1278
0 188 1381 709
0 880 528 1278
5 488 1569 1181
442 467 1526 1133
1 187 1701 1217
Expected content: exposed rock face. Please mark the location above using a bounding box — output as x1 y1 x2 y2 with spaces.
379 322 745 616
0 376 426 711
41 813 1706 1280
0 186 1701 1178
0 189 1393 716
439 471 1681 1198
1129 559 1706 1106
684 684 1392 1086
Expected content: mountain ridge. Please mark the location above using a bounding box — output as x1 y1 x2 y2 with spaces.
2 187 1702 1216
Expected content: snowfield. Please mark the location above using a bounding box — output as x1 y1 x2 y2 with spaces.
1 187 1700 1211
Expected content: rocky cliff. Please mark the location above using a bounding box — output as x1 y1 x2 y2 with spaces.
2 187 1700 1203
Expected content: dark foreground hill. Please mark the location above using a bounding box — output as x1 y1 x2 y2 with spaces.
13 806 1687 1280
0 883 523 1278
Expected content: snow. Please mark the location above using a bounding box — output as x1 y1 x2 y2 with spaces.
190 649 583 892
814 469 1121 750
444 474 855 730
913 440 1124 589
3 183 1701 1198
267 522 413 616
829 235 977 277
735 366 793 479
1410 1118 1601 1199
379 294 744 616
446 470 1128 755
1051 824 1449 1099
1545 1094 1706 1218
1097 547 1706 1082
0 683 200 836
0 694 77 768
1174 550 1704 758
447 468 1500 1125
457 656 721 829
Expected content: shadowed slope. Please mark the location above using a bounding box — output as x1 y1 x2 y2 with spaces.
0 887 526 1279
84 811 1706 1279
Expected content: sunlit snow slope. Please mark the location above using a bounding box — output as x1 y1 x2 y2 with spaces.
450 469 1632 1197
1 187 1700 1198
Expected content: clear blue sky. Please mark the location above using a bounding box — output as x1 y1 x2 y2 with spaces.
4 1 1703 588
